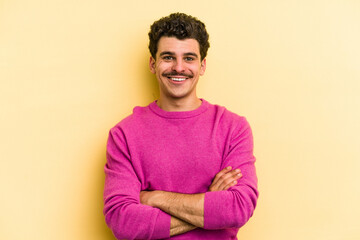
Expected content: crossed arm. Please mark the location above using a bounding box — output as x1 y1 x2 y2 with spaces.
104 118 258 239
140 166 242 236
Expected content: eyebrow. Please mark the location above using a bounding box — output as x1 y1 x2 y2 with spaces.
159 51 175 57
184 52 199 58
159 51 199 58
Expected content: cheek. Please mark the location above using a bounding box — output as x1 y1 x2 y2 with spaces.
157 63 171 73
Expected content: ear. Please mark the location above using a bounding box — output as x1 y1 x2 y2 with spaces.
149 56 156 74
200 58 206 76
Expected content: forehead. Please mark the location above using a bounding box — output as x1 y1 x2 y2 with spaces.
157 37 200 56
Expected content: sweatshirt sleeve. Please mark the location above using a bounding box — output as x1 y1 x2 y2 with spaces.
103 127 171 239
203 117 259 230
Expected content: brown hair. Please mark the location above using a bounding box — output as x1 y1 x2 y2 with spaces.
148 13 210 60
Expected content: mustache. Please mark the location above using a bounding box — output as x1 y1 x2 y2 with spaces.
162 71 193 78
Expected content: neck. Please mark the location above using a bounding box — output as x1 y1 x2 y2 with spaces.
157 96 202 112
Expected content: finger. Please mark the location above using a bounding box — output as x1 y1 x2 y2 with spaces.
212 166 232 183
209 166 232 191
222 172 243 190
217 170 242 191
218 171 242 191
210 168 241 191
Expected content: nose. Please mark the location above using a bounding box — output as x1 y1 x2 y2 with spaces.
172 59 185 73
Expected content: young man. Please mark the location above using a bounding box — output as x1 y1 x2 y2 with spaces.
104 13 258 239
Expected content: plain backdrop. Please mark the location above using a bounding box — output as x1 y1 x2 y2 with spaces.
1 0 359 239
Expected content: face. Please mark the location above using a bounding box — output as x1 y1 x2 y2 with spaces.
149 37 206 101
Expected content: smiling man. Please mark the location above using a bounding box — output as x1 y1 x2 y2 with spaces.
149 37 205 111
103 13 258 239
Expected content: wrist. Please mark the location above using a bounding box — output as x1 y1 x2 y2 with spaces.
140 190 162 207
149 190 163 208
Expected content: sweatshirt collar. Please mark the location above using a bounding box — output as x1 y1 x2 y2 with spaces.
149 98 209 119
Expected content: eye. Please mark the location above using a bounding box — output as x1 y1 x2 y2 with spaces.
162 56 174 60
185 57 194 61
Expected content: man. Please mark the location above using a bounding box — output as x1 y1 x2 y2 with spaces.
104 13 258 239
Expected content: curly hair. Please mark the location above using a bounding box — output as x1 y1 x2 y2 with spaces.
148 13 210 60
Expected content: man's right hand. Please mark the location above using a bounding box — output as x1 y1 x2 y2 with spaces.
208 166 242 192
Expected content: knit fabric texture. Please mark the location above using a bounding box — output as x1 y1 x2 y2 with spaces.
104 99 258 239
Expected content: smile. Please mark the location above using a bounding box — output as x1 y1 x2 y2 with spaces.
163 72 193 83
170 77 187 82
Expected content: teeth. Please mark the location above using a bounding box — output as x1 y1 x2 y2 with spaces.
171 77 186 82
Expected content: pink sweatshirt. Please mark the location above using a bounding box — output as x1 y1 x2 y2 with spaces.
104 99 258 239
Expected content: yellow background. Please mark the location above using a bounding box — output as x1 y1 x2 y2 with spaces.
1 0 359 239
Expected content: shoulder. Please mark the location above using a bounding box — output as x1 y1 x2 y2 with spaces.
207 100 249 128
109 102 155 134
212 104 254 150
204 100 253 144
